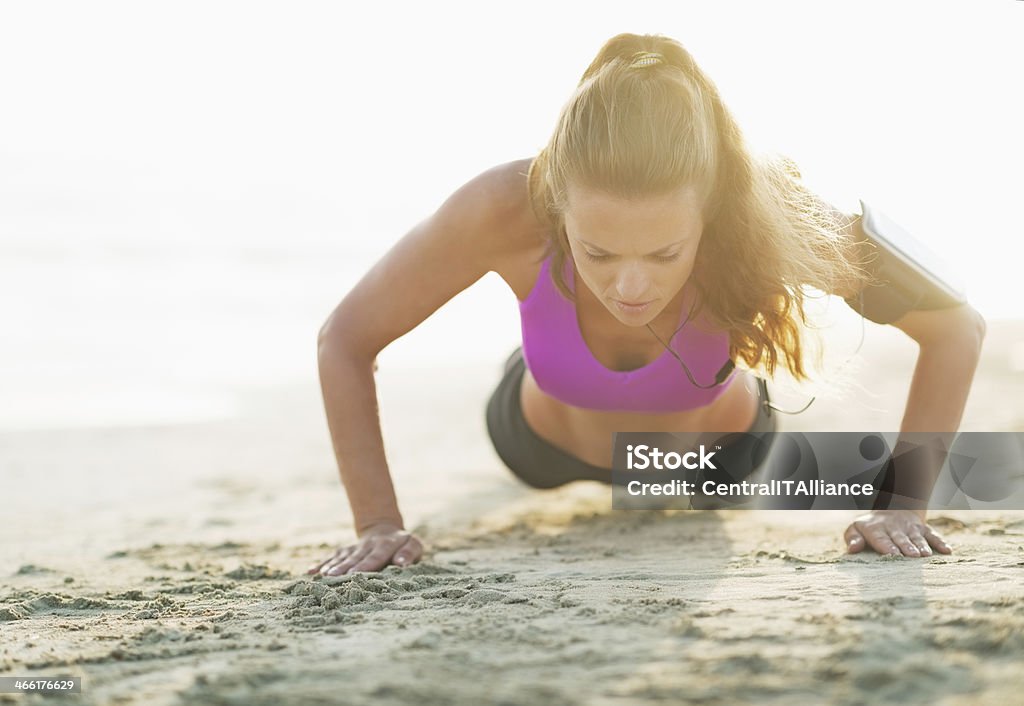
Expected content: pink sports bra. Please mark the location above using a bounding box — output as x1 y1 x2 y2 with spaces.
519 254 738 414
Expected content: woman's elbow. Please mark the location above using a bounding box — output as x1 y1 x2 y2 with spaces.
973 308 987 344
317 319 380 373
961 306 987 352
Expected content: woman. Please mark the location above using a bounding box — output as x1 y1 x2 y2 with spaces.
309 33 985 576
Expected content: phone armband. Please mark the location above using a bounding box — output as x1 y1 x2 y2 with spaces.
843 199 968 324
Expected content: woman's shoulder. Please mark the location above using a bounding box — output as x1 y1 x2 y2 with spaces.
475 158 553 298
482 157 548 236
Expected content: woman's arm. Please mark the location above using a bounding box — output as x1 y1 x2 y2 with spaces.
311 160 534 573
843 306 985 557
316 340 405 534
828 206 987 556
882 304 986 510
893 304 986 434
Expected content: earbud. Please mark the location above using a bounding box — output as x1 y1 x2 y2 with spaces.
644 286 868 416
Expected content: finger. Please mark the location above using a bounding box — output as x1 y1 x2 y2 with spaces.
324 546 366 576
908 531 932 557
329 545 373 575
861 526 901 556
843 525 866 554
308 548 346 574
307 549 344 573
889 529 920 557
318 547 355 575
347 545 401 574
353 536 414 573
923 526 953 554
392 537 420 567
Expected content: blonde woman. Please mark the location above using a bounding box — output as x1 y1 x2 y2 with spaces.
310 33 985 576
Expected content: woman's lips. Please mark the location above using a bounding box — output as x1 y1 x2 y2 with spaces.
613 299 654 314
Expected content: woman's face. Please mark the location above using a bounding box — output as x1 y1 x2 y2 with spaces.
563 183 705 326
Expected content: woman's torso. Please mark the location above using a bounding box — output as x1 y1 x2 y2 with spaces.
493 159 759 468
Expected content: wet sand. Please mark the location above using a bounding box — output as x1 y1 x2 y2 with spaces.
2 319 1023 705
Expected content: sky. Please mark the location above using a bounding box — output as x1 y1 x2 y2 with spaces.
1 0 1021 430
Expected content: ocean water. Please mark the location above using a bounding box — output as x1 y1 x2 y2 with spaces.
2 1 1020 432
0 224 958 434
0 235 523 432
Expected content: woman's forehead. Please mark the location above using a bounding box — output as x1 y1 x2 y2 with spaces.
564 184 704 246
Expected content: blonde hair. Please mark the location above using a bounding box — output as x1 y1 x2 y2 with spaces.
527 33 871 382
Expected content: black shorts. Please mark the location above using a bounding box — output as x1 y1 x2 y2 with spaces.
485 347 778 495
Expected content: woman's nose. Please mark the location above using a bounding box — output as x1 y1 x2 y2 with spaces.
613 264 652 300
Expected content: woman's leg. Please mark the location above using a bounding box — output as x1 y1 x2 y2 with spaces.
686 377 779 509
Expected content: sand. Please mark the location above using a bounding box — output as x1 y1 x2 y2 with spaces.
2 319 1023 705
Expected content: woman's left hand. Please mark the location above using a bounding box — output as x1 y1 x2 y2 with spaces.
844 510 953 557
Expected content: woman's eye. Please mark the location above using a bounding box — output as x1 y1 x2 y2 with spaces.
581 250 680 263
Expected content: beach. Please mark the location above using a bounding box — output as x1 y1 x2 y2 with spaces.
2 319 1023 705
3 3 1023 703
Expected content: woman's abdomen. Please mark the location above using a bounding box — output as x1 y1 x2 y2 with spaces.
520 367 760 469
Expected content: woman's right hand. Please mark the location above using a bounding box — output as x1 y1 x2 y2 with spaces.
306 522 424 576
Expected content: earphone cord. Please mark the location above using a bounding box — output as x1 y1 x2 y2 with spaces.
645 287 868 415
